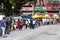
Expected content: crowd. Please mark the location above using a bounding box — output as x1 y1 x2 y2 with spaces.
0 16 59 38
0 16 13 38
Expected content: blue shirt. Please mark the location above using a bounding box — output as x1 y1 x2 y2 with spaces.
6 19 10 26
1 20 6 27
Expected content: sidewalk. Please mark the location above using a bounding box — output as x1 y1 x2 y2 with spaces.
0 28 33 40
0 24 60 40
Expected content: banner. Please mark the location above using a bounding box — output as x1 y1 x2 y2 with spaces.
46 7 53 11
53 8 60 11
21 7 33 11
34 7 46 11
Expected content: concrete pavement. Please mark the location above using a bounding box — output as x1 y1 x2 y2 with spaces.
0 24 60 40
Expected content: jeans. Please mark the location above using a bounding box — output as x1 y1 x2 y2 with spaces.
5 26 10 34
1 27 6 37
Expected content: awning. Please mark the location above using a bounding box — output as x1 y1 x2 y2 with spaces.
46 6 53 11
22 14 32 18
52 14 59 19
21 7 33 11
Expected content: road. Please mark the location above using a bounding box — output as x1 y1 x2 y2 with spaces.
0 24 60 40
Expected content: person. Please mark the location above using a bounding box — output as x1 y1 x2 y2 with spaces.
30 18 34 29
42 18 46 25
11 19 14 31
0 20 2 36
25 20 29 29
22 19 26 26
32 19 36 28
46 18 50 25
1 17 7 38
17 19 21 30
37 19 40 26
5 17 10 34
9 17 12 31
14 20 17 30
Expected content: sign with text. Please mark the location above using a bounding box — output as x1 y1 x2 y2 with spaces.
21 7 33 11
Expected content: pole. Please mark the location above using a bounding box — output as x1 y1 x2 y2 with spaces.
13 9 14 17
12 6 14 19
32 2 35 15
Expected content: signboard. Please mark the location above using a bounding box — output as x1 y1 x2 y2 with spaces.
46 7 53 11
34 7 46 11
53 8 60 11
21 7 33 11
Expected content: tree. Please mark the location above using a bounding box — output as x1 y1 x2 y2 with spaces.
0 0 37 16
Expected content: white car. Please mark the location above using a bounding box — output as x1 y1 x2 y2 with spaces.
13 16 22 22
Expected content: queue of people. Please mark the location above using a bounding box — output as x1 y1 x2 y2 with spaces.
0 16 59 38
0 16 15 38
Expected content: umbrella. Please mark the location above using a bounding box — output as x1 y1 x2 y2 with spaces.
44 14 51 18
32 13 44 18
32 14 40 18
52 14 59 19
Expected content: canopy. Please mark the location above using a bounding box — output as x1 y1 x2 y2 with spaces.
44 14 51 18
52 14 59 19
22 14 32 18
32 14 40 18
32 13 44 18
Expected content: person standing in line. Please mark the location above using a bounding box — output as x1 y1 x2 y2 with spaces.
32 19 36 28
1 17 7 38
37 19 40 26
11 19 14 31
9 17 12 31
17 19 21 30
25 20 29 29
0 20 2 36
30 19 32 29
30 18 34 29
5 17 10 34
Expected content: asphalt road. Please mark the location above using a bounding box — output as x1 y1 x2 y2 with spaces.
0 24 60 40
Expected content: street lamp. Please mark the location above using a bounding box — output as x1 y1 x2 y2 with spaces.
12 6 14 17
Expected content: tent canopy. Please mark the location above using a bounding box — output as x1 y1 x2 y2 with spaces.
32 13 44 18
44 14 51 18
22 14 32 18
52 14 59 19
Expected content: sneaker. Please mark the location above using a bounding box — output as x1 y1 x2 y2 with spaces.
2 36 7 38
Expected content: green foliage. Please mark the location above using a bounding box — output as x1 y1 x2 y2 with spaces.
1 0 36 16
9 0 16 6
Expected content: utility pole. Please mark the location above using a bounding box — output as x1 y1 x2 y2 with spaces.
12 6 14 17
32 2 35 15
